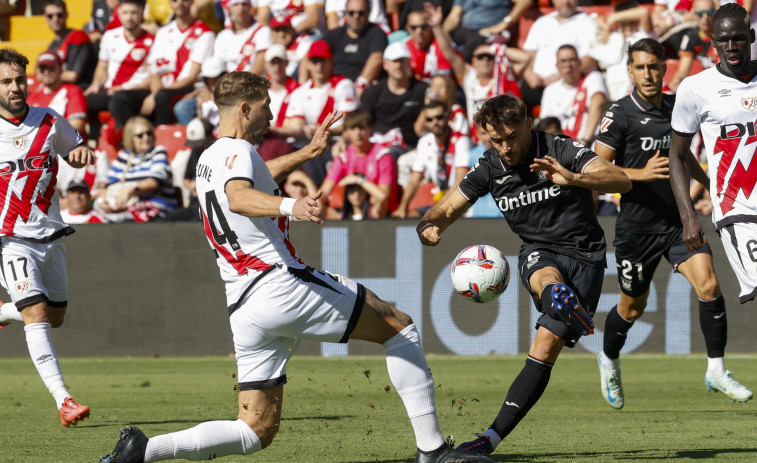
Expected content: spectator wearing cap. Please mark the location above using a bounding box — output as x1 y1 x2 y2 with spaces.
361 41 427 151
28 52 88 135
325 0 390 33
44 0 97 89
172 56 227 125
213 0 273 75
281 40 358 143
124 0 215 127
322 0 387 98
270 15 313 80
84 0 155 142
403 7 456 82
257 0 326 37
264 44 300 130
281 40 358 185
60 181 107 224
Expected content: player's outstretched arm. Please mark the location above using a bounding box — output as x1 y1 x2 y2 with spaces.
226 179 324 223
266 112 344 183
416 189 471 246
669 131 705 251
66 145 96 168
530 155 631 193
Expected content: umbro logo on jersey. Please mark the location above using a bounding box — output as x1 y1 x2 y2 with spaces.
12 137 28 150
718 89 731 97
640 118 651 124
495 175 512 184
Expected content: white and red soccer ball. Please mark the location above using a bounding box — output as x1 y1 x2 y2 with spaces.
451 244 510 303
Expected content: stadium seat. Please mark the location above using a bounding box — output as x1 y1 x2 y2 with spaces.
154 124 188 161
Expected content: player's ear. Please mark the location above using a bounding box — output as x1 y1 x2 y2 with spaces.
239 101 250 119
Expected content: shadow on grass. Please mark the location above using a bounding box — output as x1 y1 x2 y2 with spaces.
488 447 757 461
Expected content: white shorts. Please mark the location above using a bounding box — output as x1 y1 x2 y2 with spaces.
0 236 68 308
229 264 365 389
718 222 757 303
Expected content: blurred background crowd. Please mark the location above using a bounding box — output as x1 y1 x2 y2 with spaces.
0 0 722 223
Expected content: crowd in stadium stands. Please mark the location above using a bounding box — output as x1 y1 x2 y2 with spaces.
26 0 720 223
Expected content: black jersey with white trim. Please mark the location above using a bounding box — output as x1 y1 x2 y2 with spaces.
595 89 680 234
459 130 606 267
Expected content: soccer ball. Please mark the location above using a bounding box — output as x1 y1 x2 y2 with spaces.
451 244 510 303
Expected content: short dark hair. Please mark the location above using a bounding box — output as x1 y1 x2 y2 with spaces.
214 71 271 109
556 44 578 56
119 0 147 7
474 95 528 130
627 38 664 64
0 48 29 70
535 116 562 133
43 0 67 12
424 100 447 112
344 109 373 130
713 3 749 29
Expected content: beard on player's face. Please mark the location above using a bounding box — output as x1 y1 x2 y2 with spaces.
0 91 27 115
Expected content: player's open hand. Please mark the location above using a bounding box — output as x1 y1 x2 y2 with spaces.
292 190 324 224
307 112 343 157
416 220 441 246
640 150 669 181
530 155 575 185
681 214 705 251
67 145 96 168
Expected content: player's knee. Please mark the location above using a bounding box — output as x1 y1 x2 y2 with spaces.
696 280 721 300
255 421 280 449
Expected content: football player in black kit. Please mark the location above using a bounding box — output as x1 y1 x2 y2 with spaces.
594 38 752 408
416 94 632 456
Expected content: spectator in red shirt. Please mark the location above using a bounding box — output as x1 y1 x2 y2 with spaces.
404 7 456 82
28 52 88 135
43 0 96 89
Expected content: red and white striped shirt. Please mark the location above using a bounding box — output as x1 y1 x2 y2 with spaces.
285 74 357 126
98 27 154 89
0 106 83 241
405 38 456 82
150 19 215 87
27 84 87 121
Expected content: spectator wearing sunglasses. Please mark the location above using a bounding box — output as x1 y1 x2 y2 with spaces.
393 101 471 218
43 0 96 89
323 0 388 97
403 8 457 82
668 0 717 92
325 0 390 33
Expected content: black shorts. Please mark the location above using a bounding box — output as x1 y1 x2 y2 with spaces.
518 249 604 348
613 228 712 297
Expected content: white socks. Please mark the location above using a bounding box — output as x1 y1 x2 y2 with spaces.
600 351 620 371
144 419 261 462
707 357 725 376
383 324 444 452
25 322 69 408
0 301 23 323
483 428 502 449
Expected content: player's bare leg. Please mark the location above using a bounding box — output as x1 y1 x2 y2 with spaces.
18 301 89 426
678 253 752 402
351 289 493 462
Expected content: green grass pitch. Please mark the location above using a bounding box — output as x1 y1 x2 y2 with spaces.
1 354 756 462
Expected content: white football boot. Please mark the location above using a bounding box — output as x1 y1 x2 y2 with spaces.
705 370 753 403
597 352 624 409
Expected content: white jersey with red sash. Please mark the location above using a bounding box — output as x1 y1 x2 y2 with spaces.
268 76 300 128
540 70 608 140
98 27 154 89
671 66 757 227
195 137 305 306
27 84 87 121
405 37 455 82
214 23 273 72
150 19 215 87
0 106 83 241
285 74 357 126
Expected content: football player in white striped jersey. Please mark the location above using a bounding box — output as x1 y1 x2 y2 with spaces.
0 47 95 427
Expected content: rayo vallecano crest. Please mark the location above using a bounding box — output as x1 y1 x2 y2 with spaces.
741 97 757 111
13 137 28 150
